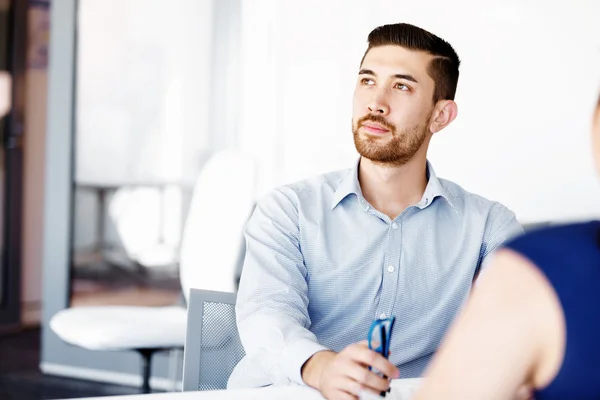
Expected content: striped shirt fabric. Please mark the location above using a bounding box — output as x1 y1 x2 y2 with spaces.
228 159 524 388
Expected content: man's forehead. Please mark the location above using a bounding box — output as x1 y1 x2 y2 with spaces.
361 45 434 79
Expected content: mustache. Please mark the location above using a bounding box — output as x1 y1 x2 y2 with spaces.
357 114 395 131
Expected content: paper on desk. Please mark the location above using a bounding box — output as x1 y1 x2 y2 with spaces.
359 378 422 400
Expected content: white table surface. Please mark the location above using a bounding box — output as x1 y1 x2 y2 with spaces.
68 379 422 400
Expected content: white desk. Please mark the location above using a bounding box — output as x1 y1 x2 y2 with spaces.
69 379 422 400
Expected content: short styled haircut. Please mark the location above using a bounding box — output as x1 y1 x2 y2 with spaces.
362 23 461 103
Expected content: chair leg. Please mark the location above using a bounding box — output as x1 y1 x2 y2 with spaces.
137 349 156 394
167 348 182 391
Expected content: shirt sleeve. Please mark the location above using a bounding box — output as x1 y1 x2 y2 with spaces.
477 202 525 279
235 188 329 386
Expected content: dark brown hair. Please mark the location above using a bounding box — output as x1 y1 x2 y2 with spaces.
361 23 461 103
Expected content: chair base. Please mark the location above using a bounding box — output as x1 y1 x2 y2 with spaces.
136 348 156 394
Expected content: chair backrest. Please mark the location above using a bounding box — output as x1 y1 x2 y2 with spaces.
182 288 245 391
179 149 256 303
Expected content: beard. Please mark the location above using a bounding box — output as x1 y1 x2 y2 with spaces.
353 113 429 167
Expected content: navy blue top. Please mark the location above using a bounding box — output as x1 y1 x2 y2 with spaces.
504 221 600 399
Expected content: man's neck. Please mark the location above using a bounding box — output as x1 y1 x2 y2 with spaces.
358 156 428 219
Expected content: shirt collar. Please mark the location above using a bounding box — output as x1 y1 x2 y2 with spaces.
330 158 363 210
419 160 456 211
330 158 456 211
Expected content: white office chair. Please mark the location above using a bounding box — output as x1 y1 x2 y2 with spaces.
49 149 256 393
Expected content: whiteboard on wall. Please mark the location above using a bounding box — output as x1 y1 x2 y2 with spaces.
263 0 600 224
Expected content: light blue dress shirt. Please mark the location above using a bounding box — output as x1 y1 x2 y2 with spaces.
228 159 523 388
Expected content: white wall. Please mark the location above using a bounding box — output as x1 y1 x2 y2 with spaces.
239 0 600 224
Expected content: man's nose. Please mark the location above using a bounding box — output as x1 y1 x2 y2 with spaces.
367 93 389 115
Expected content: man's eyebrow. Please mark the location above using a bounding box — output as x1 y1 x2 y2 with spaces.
392 74 418 84
358 69 419 84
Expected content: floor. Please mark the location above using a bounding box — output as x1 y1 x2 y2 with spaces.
0 327 145 400
0 258 182 399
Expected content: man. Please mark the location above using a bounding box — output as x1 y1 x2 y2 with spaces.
228 22 523 399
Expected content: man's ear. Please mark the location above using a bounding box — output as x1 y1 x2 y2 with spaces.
430 100 458 134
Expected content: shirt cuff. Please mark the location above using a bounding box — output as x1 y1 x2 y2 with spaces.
281 337 329 385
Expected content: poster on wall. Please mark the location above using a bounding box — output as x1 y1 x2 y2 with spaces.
27 0 50 69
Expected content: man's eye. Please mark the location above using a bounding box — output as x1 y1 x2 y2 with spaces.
361 78 374 85
395 83 409 91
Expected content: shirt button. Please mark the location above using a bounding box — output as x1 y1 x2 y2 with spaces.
391 222 398 229
387 265 395 273
379 313 387 319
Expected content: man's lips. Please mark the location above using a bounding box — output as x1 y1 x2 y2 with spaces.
362 122 390 134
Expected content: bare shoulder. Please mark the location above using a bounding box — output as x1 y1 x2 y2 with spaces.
472 248 566 389
476 248 548 293
414 248 565 400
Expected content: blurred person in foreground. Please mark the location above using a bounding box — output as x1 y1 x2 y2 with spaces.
230 22 524 400
0 71 10 117
414 94 600 400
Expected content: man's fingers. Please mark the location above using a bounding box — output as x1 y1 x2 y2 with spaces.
330 391 357 400
331 376 365 398
321 342 399 400
345 344 399 379
340 362 390 393
337 394 358 400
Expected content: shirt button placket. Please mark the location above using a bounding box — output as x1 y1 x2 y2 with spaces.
379 221 400 319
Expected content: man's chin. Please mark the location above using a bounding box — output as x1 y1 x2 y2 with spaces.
358 152 393 163
356 149 414 166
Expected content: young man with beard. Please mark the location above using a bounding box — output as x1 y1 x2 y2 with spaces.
228 22 523 400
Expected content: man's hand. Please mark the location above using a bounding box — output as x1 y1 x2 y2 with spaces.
302 341 400 400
